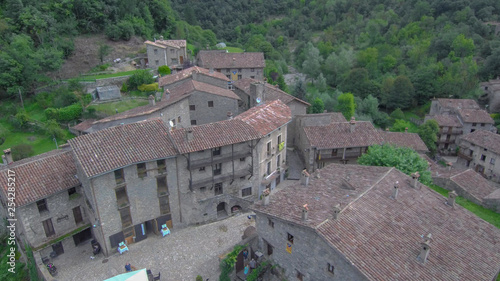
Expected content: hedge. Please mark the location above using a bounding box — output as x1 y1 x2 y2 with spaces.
138 83 159 92
44 103 82 121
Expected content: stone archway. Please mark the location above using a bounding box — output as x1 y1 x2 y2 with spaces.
231 205 242 214
216 202 227 218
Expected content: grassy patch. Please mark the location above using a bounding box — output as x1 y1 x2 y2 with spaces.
428 184 500 229
88 99 149 116
77 70 139 80
223 46 244 53
0 127 69 156
0 238 28 281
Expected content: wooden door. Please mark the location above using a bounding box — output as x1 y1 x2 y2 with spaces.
73 206 83 224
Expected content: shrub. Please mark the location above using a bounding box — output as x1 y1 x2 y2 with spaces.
121 83 128 92
83 94 93 106
196 276 203 281
44 108 59 120
158 65 171 76
12 111 30 129
68 79 83 92
128 70 154 90
137 83 159 92
57 103 82 121
53 89 78 108
43 120 65 139
11 144 34 161
35 92 54 109
0 124 7 145
390 108 405 120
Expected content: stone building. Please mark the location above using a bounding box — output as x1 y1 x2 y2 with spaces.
380 130 429 153
456 129 500 183
297 117 383 172
158 66 230 91
251 163 500 281
196 50 265 82
232 78 310 144
425 98 496 155
144 38 187 69
64 100 291 256
0 149 90 263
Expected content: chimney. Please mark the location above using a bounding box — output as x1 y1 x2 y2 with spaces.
447 190 457 207
232 57 236 66
250 82 265 104
2 149 13 165
164 89 170 100
446 162 452 171
148 95 156 106
411 172 420 188
349 117 356 133
391 181 399 200
301 169 310 187
186 128 194 142
302 204 308 221
417 234 432 263
405 127 408 133
209 66 214 74
332 204 341 220
227 111 233 120
159 35 164 41
262 189 270 206
385 128 389 131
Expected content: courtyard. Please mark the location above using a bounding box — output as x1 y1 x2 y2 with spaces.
47 213 255 281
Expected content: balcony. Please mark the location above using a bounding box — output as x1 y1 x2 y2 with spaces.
457 151 473 161
188 150 252 170
439 129 463 135
189 168 252 190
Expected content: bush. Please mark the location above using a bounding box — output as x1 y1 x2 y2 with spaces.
128 70 154 90
11 144 34 161
57 103 82 121
137 83 159 92
12 111 30 129
44 108 59 120
83 94 93 106
196 276 203 281
35 92 54 109
390 108 405 120
68 79 83 92
121 83 128 92
158 65 171 76
0 124 7 145
43 120 65 139
53 89 78 108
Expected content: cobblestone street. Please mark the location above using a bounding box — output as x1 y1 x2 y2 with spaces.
49 213 255 281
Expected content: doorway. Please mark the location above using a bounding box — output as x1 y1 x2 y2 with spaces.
73 227 92 246
217 202 227 218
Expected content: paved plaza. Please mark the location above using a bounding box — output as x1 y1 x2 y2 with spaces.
48 213 255 281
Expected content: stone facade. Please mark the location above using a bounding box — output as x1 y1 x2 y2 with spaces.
255 213 368 281
258 127 288 195
188 91 238 125
145 39 187 69
196 51 265 82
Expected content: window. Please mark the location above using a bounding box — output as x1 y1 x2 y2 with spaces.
327 263 335 275
251 68 255 72
37 199 48 213
155 60 159 65
178 116 181 123
213 163 222 175
250 76 255 79
171 58 178 64
240 176 246 180
277 154 281 168
332 149 338 156
137 163 147 178
238 68 242 72
208 101 214 107
242 187 252 197
199 167 205 171
213 147 221 156
73 206 83 224
159 196 171 215
268 219 274 228
296 270 304 281
226 75 231 79
481 154 486 161
216 69 221 72
240 157 245 161
42 219 55 237
190 105 196 111
191 120 197 125
115 186 129 207
267 162 271 175
170 49 175 53
491 158 496 165
471 129 476 133
157 159 166 173
472 123 477 126
226 69 230 73
200 186 206 192
238 75 242 80
157 176 168 196
68 187 76 197
214 183 223 195
115 169 125 185
287 233 294 244
277 135 282 147
481 123 485 127
154 49 158 54
267 141 271 155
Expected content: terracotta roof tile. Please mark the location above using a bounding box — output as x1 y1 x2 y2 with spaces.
457 108 494 123
158 66 229 87
381 131 429 152
233 78 310 106
459 130 500 155
253 164 500 281
68 119 177 178
0 150 80 206
235 100 292 135
437 98 480 109
427 114 463 127
198 51 265 69
71 119 96 132
450 169 498 201
304 121 383 149
144 39 186 49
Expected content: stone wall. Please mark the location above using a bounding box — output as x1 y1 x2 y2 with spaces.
188 91 238 125
254 212 368 281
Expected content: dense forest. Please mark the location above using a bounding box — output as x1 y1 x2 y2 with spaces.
1 0 500 113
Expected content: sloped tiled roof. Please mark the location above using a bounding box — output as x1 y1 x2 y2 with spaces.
427 114 463 127
144 39 186 49
450 169 498 201
0 150 80 206
168 80 240 101
158 66 229 87
198 51 265 69
381 131 429 152
459 130 500 155
437 98 480 109
457 108 494 124
252 164 500 281
232 78 310 106
71 119 96 132
171 100 291 153
69 119 177 178
304 121 383 149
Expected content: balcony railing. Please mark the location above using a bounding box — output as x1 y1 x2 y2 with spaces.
439 129 463 135
457 151 473 161
188 150 252 170
189 168 252 190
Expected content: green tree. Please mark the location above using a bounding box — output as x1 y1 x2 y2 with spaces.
358 144 432 185
158 65 171 76
276 75 288 93
292 79 307 101
301 43 323 81
390 108 405 120
0 123 7 145
336 92 356 120
387 75 414 110
11 143 35 161
451 34 475 58
316 73 327 92
391 119 412 132
128 70 154 90
309 98 325 113
98 44 113 63
418 119 439 156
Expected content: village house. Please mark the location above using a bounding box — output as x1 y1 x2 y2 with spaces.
144 37 187 69
158 66 230 91
0 149 90 264
232 78 310 145
425 98 496 155
296 116 383 171
456 129 500 183
250 163 500 281
380 130 429 154
196 50 265 82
